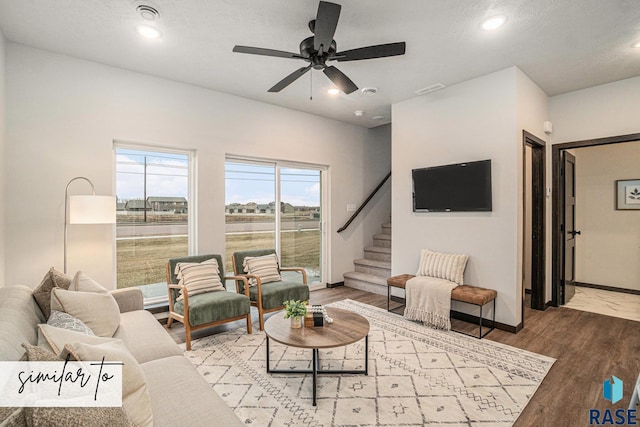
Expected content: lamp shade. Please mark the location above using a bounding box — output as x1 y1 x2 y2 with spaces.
68 195 116 224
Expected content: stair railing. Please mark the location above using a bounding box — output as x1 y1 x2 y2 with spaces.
337 171 391 233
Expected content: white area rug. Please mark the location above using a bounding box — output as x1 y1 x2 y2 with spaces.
183 300 555 426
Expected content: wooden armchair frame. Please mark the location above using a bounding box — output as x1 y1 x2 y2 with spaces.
166 259 252 351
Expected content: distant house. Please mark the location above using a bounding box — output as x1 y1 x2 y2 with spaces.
226 201 294 214
116 202 126 212
147 196 188 213
124 199 151 211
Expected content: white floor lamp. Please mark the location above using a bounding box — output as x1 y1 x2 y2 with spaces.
64 177 116 274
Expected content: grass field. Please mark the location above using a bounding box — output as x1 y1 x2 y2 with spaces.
116 230 320 289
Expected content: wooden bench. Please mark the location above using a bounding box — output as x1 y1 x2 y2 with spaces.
387 274 497 339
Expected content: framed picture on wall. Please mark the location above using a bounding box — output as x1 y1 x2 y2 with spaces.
616 179 640 210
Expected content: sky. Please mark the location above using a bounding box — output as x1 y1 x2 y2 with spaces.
115 149 320 207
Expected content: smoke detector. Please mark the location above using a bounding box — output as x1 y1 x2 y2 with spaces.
360 87 378 96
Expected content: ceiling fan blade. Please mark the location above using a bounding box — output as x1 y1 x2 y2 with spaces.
268 66 312 92
335 42 406 62
313 1 341 54
323 65 358 94
233 45 303 59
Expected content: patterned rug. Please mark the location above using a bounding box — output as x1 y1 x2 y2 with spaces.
183 300 555 426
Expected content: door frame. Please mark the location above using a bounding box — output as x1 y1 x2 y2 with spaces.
523 131 546 315
551 132 640 306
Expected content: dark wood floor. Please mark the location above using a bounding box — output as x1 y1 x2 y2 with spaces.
164 287 640 426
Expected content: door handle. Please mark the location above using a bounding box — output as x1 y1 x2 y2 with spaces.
569 230 581 236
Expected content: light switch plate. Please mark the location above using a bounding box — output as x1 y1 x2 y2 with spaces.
347 204 357 212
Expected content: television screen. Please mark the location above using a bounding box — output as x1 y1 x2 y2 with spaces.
412 160 492 212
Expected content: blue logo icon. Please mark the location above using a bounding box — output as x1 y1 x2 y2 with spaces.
603 375 623 404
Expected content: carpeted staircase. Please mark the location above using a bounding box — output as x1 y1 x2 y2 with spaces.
343 221 391 295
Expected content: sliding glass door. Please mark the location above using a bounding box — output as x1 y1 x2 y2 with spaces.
280 167 321 283
225 159 325 284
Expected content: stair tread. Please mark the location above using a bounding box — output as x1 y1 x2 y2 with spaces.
354 258 390 268
343 271 389 285
364 246 391 253
372 233 391 240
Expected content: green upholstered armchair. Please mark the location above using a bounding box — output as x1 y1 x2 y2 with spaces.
232 249 309 331
166 254 252 350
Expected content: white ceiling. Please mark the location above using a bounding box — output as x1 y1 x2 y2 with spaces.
0 0 639 128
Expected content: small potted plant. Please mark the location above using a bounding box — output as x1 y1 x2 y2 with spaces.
283 300 307 329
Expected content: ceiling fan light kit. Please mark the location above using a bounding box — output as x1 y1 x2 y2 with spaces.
232 1 406 95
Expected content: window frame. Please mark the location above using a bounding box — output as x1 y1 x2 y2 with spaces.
113 141 197 304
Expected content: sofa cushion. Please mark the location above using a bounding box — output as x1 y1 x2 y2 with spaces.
249 280 309 310
47 310 95 335
173 291 250 327
37 324 117 355
141 355 244 427
31 268 72 319
20 342 130 427
63 340 153 427
114 310 182 364
243 253 281 285
175 258 225 301
0 285 44 361
50 288 120 337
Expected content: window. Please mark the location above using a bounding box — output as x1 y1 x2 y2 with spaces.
115 145 194 303
225 158 325 284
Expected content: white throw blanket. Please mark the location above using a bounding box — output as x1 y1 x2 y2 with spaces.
404 276 458 330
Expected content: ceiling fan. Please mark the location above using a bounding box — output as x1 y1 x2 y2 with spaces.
232 1 406 95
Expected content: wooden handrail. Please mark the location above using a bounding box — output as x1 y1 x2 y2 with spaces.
337 172 391 233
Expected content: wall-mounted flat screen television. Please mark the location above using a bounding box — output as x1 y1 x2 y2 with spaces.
412 159 492 212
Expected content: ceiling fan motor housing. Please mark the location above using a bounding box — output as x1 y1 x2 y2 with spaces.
300 36 336 69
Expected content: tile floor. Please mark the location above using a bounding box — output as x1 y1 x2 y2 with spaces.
564 286 640 322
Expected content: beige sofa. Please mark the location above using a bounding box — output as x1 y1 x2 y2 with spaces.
0 284 244 427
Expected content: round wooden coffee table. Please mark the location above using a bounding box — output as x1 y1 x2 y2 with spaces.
264 307 370 406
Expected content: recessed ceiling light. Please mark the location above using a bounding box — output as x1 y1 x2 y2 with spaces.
480 15 508 31
360 87 378 96
632 41 640 48
354 110 364 117
372 115 385 121
136 24 162 39
327 87 341 95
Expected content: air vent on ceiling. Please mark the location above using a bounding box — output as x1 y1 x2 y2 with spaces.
414 83 446 95
136 4 160 21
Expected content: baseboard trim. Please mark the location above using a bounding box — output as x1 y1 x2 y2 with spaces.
450 310 519 334
575 282 640 296
326 281 344 288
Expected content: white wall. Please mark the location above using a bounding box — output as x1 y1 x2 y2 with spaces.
5 43 390 289
573 141 640 291
0 30 6 285
393 67 525 327
550 75 640 143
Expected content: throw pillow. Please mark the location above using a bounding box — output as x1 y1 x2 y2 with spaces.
32 267 73 319
174 258 225 301
37 324 117 355
62 340 153 427
20 343 130 427
70 271 109 294
50 288 120 338
47 310 95 335
243 253 281 285
416 249 469 286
